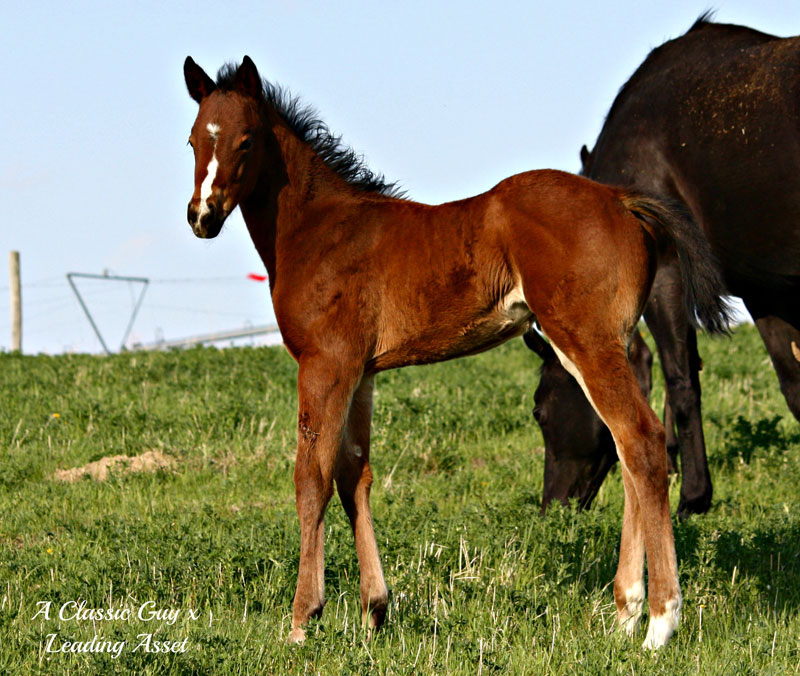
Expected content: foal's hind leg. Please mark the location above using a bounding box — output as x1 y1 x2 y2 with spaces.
289 357 363 643
335 375 389 631
542 330 681 648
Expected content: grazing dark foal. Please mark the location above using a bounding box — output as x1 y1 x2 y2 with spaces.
183 56 730 647
532 15 800 519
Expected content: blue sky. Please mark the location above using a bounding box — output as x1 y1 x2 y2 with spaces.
1 1 796 353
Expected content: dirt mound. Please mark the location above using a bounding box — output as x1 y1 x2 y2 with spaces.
53 450 174 482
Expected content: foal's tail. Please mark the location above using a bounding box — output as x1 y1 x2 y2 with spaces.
621 194 733 334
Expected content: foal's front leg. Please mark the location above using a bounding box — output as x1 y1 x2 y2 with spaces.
288 358 363 644
335 375 389 631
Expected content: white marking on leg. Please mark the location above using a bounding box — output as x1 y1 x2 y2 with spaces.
351 445 363 458
619 580 645 635
643 596 682 649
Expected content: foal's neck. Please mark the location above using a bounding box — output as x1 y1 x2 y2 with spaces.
240 115 357 286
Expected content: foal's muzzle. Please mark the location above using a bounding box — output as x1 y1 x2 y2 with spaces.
187 199 225 239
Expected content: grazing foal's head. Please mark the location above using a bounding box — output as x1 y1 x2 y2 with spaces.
184 56 266 238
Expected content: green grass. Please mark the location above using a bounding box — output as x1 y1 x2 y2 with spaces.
1 324 799 674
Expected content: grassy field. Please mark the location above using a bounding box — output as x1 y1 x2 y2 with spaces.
1 323 799 675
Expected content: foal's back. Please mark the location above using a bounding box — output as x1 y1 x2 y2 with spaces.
344 169 651 371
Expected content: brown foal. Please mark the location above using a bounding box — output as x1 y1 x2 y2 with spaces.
183 56 730 648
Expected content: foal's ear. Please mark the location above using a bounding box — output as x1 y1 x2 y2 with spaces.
522 328 556 362
235 55 263 98
184 57 216 103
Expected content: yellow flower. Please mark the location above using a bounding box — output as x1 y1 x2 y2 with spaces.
46 548 54 554
51 413 60 419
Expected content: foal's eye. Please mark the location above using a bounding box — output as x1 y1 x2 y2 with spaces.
239 138 253 151
187 139 194 148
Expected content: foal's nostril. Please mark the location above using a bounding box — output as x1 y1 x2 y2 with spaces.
187 203 198 224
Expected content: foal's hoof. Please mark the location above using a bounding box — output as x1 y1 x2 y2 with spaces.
618 613 643 638
363 603 388 632
287 627 306 644
616 581 644 637
641 600 681 649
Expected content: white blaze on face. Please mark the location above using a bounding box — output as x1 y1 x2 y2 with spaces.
196 123 221 223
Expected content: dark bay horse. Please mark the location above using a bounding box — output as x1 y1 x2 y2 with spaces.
183 55 730 647
531 16 800 518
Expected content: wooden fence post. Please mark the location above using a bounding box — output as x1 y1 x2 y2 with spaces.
9 251 21 352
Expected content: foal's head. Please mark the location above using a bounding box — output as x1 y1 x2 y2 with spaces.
184 56 266 238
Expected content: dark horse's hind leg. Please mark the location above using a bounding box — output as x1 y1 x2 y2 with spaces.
662 394 679 475
335 375 389 632
744 296 800 421
644 259 712 518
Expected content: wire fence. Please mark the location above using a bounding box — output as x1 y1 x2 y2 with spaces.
0 270 754 355
0 273 279 354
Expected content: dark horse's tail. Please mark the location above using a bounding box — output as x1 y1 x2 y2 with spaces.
620 194 733 335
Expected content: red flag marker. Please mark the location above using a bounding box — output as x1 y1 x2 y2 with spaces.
247 273 268 282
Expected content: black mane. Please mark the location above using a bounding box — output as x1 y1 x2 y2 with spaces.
687 9 717 33
215 63 404 198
